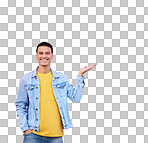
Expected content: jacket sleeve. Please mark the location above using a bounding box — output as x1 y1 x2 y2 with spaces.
15 78 30 133
66 75 85 103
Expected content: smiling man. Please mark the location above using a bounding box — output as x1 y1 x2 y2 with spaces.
15 42 97 143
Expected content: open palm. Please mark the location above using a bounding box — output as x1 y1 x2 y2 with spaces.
79 63 98 75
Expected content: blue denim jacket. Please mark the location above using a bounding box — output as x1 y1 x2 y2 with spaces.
15 66 85 133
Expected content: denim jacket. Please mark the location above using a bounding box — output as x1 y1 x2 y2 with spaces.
15 66 85 133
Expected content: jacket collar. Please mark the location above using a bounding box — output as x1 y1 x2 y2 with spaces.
31 65 59 79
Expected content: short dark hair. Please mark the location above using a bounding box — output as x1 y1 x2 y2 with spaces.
36 42 53 53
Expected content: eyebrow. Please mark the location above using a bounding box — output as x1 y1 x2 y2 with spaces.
39 51 50 53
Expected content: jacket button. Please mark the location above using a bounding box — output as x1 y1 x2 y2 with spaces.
36 108 38 110
36 97 38 100
36 119 38 121
36 86 38 89
35 129 37 131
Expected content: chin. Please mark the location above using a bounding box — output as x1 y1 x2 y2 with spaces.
40 64 49 67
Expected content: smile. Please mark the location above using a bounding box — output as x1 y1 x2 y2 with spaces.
41 59 48 62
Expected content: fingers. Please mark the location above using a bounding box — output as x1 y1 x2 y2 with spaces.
81 63 98 73
88 63 97 69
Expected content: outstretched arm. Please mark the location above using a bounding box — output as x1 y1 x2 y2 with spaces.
67 63 98 103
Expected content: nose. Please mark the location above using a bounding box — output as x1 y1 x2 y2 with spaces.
43 53 46 58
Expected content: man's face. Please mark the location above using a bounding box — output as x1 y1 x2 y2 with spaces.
36 46 53 67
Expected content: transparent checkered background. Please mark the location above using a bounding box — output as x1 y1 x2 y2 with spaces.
0 0 148 143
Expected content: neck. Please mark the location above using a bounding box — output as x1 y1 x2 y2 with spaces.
37 65 51 74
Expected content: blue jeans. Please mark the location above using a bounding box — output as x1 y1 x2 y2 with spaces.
23 132 63 143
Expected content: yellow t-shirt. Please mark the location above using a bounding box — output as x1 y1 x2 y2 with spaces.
32 70 64 137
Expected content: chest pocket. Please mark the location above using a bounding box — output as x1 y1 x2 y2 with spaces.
55 82 67 97
25 84 36 99
56 82 66 88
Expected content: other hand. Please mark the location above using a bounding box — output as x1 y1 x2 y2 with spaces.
24 129 32 134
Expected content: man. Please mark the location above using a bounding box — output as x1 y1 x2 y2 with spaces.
15 41 97 143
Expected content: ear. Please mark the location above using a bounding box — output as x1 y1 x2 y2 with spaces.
51 53 54 59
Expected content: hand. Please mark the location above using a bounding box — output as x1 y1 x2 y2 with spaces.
79 63 98 76
24 129 32 134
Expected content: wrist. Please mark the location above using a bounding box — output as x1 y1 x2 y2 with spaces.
78 73 83 77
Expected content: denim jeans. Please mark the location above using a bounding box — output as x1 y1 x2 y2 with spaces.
23 132 63 143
